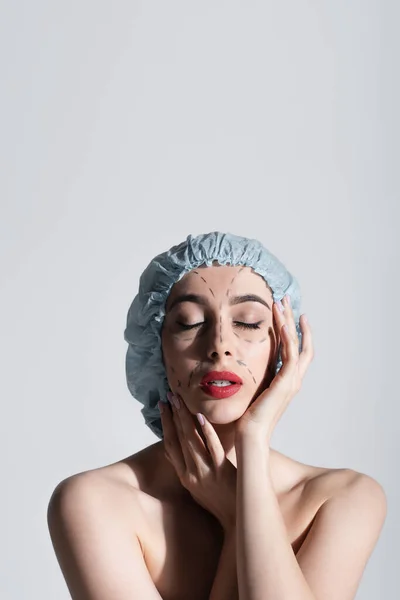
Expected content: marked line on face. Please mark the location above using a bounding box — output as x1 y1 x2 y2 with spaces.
177 379 182 388
247 368 257 384
237 359 247 367
188 370 194 388
192 270 217 303
225 266 246 298
259 337 267 343
187 361 201 388
229 266 245 286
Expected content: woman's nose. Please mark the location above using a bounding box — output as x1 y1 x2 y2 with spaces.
205 320 234 361
209 348 232 360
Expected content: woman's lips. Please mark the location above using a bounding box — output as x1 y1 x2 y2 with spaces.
199 370 243 399
200 370 243 385
200 382 242 399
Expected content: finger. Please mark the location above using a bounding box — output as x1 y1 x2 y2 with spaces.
159 400 186 477
196 413 226 468
171 395 210 473
282 294 298 342
274 301 292 364
270 302 282 367
298 314 314 379
272 300 287 365
174 395 210 460
283 323 299 364
276 296 301 366
273 298 296 342
277 323 298 379
170 396 200 473
273 300 285 344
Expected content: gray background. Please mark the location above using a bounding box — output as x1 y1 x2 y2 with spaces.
1 1 398 598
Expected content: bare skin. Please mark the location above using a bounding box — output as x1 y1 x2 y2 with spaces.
83 444 353 600
48 263 357 600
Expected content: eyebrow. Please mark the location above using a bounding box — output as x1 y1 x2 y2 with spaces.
168 293 272 311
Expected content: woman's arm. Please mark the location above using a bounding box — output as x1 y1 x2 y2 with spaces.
208 527 239 600
47 473 163 600
233 433 387 600
206 436 315 600
235 434 316 600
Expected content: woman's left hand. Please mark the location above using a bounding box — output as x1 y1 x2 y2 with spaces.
236 294 314 441
159 393 237 533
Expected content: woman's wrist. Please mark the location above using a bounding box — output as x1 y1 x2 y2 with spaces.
235 427 271 456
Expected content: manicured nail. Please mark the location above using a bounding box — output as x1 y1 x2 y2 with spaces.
286 294 291 306
172 394 180 409
197 413 205 426
167 391 173 404
158 401 164 414
277 300 284 313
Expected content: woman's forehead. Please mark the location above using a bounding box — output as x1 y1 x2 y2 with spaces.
167 263 272 302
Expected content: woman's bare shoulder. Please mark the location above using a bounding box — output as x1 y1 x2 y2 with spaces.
48 462 141 522
53 442 162 492
47 462 167 599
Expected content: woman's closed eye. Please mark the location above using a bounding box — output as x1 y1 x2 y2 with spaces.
176 320 263 331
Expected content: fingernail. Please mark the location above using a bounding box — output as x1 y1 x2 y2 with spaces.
158 401 164 414
172 394 180 409
197 413 205 426
167 391 173 404
277 300 284 313
286 294 291 307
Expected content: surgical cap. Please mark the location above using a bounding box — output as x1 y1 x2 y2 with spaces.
123 231 303 439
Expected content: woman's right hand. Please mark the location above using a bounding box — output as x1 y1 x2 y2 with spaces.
159 392 237 533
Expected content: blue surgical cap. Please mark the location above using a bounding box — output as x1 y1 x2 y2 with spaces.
123 231 303 439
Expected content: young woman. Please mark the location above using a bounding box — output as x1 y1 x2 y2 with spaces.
47 232 387 600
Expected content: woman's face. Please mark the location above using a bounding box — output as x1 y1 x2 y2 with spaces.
161 262 281 423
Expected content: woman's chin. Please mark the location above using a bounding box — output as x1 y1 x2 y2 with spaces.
190 398 249 425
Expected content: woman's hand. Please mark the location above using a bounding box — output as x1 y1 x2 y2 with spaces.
159 393 237 533
235 294 313 442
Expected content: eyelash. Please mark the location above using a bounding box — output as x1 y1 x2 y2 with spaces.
177 321 262 331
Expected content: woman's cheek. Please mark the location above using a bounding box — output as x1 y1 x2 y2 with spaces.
162 344 190 388
244 344 273 386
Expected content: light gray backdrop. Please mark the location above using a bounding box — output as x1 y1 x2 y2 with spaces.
1 1 398 598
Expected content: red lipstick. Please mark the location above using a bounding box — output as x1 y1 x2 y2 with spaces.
200 370 243 399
